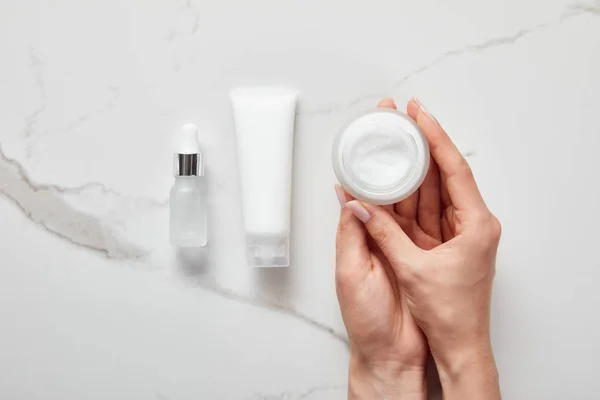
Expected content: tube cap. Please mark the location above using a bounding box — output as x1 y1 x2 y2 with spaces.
246 234 289 267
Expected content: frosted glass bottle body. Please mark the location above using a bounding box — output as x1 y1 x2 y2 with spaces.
169 176 207 247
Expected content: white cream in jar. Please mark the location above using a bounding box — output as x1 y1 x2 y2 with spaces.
332 108 430 205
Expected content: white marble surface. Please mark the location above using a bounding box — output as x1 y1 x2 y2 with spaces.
0 0 599 399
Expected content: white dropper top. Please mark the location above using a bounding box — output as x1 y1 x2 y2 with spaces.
176 123 200 154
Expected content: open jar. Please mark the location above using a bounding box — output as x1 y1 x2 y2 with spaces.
332 108 430 205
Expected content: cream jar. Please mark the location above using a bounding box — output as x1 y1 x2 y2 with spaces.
332 108 430 205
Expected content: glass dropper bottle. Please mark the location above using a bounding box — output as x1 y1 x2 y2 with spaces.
170 123 208 247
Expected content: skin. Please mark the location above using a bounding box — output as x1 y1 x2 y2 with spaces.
335 98 501 399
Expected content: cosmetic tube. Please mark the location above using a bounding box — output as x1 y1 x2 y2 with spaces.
230 87 298 267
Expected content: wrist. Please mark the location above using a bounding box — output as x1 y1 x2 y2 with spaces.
432 341 500 400
348 352 427 400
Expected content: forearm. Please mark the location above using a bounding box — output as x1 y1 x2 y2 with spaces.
348 353 427 400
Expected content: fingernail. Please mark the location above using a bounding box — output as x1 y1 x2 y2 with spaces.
378 97 396 108
335 184 346 208
345 200 371 223
413 97 438 122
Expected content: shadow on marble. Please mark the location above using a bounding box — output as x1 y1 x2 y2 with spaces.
176 247 211 277
252 266 292 303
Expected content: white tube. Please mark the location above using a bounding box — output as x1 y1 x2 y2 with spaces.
230 87 298 267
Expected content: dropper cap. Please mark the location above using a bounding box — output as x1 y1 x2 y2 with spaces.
174 123 204 176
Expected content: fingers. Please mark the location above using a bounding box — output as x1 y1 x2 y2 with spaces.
379 97 418 219
409 100 442 240
377 97 397 109
377 98 398 215
335 185 370 275
345 200 421 269
407 97 487 212
441 209 455 242
394 191 419 220
440 173 452 211
417 157 442 240
407 97 420 121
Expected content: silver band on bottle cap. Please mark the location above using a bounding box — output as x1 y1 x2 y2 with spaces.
174 153 204 176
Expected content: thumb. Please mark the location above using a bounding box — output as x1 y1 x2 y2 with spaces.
335 186 370 288
345 200 421 270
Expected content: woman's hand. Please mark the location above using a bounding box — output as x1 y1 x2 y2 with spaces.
335 99 429 400
342 98 501 399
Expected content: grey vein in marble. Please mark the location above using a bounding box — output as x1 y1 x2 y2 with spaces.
295 385 344 400
64 86 121 133
571 1 600 14
0 142 150 259
194 277 349 346
167 0 200 42
301 2 600 115
61 181 168 208
23 48 47 138
21 49 125 163
24 83 123 158
247 385 343 400
184 0 201 34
